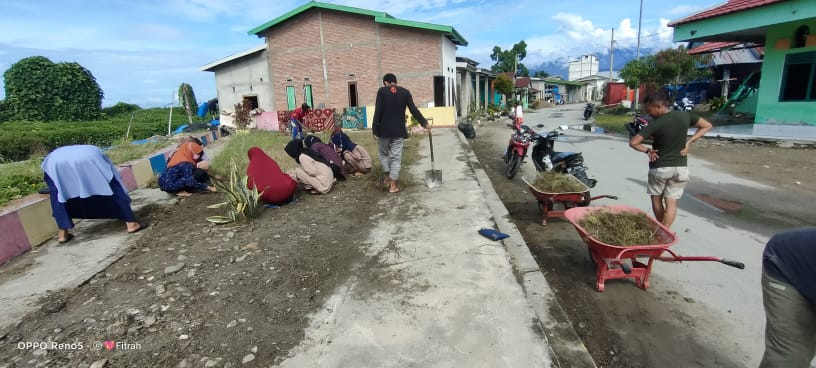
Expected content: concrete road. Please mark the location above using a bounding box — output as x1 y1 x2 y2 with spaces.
475 104 800 367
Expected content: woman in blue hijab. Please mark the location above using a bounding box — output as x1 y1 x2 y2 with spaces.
42 145 146 244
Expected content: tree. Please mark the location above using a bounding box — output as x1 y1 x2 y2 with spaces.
533 70 550 78
51 62 104 121
619 55 656 89
619 46 711 105
490 41 529 77
178 83 198 125
494 74 514 105
3 56 103 121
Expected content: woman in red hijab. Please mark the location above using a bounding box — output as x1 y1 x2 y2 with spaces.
246 147 297 205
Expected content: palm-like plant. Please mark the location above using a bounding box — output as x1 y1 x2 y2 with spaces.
206 159 263 224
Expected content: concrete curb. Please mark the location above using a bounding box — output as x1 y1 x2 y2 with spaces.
0 129 224 265
454 129 597 368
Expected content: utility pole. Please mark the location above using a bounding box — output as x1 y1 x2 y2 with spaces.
634 0 644 110
609 28 615 83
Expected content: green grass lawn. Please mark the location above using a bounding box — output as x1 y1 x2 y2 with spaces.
210 129 421 191
594 113 631 135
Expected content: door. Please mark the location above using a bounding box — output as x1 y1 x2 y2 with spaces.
286 86 296 110
434 76 445 107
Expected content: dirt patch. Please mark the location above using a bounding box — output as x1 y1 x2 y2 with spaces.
470 127 745 368
693 138 816 193
0 178 387 367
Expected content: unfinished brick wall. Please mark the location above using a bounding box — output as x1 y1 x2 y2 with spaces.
264 9 442 111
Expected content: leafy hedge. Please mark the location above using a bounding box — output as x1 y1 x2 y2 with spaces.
0 108 189 161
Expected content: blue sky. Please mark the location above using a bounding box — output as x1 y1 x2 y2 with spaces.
0 0 717 108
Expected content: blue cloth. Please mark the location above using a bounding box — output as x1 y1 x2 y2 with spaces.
330 132 357 152
158 162 209 193
290 118 303 140
41 145 126 203
762 227 816 304
46 175 135 229
197 102 208 118
478 228 509 241
173 125 189 134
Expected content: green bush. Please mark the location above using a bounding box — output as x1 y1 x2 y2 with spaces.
0 108 188 161
708 97 726 111
102 102 142 116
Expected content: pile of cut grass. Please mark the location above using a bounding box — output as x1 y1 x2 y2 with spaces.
532 171 586 193
578 211 661 246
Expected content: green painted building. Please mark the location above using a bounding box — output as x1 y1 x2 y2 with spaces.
671 0 816 137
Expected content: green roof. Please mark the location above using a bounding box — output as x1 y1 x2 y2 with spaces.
248 1 468 46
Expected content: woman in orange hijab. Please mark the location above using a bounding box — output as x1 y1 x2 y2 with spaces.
246 147 297 205
159 141 216 196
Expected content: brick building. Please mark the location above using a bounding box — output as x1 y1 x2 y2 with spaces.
202 1 467 128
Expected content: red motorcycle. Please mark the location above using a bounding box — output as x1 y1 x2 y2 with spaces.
505 125 534 179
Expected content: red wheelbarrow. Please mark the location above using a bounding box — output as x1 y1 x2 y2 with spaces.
564 205 745 292
521 176 617 225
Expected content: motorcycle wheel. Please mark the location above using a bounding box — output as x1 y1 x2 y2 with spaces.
507 153 521 179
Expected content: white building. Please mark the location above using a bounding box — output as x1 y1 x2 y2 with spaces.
200 45 270 127
568 55 599 81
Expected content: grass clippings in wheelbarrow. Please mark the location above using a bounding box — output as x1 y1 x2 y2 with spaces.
578 211 660 246
532 171 587 193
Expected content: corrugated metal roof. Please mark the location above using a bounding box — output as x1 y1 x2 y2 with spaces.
688 42 740 54
514 77 531 88
711 48 763 64
200 45 267 72
687 42 764 65
670 0 787 26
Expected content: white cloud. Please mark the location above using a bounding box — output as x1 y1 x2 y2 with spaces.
518 13 677 67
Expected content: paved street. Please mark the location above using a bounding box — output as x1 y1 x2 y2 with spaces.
470 104 816 367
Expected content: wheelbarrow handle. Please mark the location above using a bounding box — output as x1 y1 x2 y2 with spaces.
720 259 746 269
588 194 618 201
657 256 745 270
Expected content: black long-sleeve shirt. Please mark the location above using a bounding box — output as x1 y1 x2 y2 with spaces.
372 84 428 139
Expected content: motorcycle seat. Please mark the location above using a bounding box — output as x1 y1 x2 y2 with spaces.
551 151 580 162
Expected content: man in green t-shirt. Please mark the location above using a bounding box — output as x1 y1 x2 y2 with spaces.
629 92 712 229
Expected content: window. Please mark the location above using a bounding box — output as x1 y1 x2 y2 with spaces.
348 82 358 107
243 95 258 109
303 84 313 108
794 26 810 48
780 51 816 101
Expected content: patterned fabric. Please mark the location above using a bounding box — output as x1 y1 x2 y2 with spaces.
158 162 209 193
303 108 336 132
341 107 367 129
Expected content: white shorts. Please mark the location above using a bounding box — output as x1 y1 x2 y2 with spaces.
647 167 689 199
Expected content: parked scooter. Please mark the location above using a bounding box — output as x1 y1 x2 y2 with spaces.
673 96 693 111
530 125 597 188
624 113 653 138
504 125 535 179
583 103 594 120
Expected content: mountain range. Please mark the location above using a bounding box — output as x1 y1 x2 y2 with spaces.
529 47 654 79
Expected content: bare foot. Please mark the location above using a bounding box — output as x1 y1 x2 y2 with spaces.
389 182 400 193
353 172 364 177
212 175 223 181
207 186 217 192
176 191 192 197
125 222 141 232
